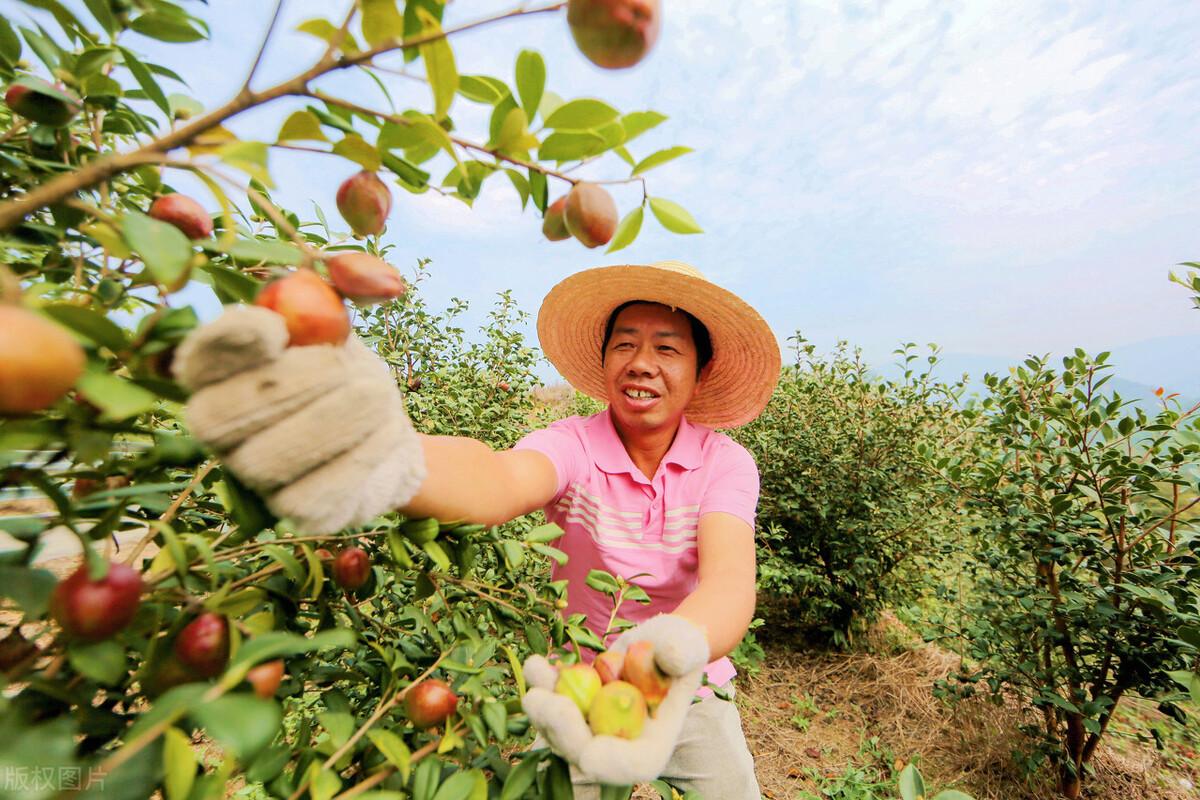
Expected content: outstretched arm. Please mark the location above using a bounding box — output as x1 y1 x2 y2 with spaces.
671 511 757 661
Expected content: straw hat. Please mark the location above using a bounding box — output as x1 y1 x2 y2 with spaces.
537 260 781 428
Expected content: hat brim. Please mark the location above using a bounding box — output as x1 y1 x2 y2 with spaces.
537 263 781 428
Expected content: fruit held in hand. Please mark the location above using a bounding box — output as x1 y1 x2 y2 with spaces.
555 663 603 714
594 650 624 684
149 193 213 239
51 561 143 642
587 680 647 738
564 182 617 248
325 252 406 305
247 659 285 698
174 612 230 678
405 678 458 728
332 547 370 590
567 0 661 70
255 270 351 347
4 78 81 126
336 171 392 236
622 640 670 713
542 196 570 241
0 306 85 414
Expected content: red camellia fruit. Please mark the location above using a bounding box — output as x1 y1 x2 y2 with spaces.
4 77 81 126
149 193 214 240
622 640 670 713
255 270 351 347
174 612 230 678
564 182 618 248
594 650 625 684
336 171 392 237
325 252 406 306
332 547 370 590
0 305 86 415
567 0 661 70
542 196 571 241
50 561 143 642
587 680 647 738
555 663 603 714
405 678 458 728
247 659 285 699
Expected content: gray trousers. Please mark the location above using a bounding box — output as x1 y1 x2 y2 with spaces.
536 683 761 800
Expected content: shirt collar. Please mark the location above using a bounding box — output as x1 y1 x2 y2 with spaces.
590 408 704 476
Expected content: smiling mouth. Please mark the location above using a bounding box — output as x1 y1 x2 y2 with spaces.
623 388 659 399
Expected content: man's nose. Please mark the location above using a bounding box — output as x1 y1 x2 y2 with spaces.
626 344 658 374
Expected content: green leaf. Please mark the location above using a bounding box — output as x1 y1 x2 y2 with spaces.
200 264 260 304
505 169 530 209
382 152 431 190
319 711 355 749
530 543 567 566
122 210 192 285
366 729 411 782
648 197 703 234
76 370 159 421
130 12 206 42
538 131 608 162
621 111 667 141
632 146 693 176
515 49 546 120
417 8 458 120
216 140 273 187
0 565 56 617
163 726 198 800
431 769 486 800
898 764 925 800
230 629 356 672
606 206 644 253
167 93 203 120
67 639 127 685
930 792 977 800
544 98 620 130
119 47 171 117
458 75 507 105
422 540 452 572
208 238 305 267
297 18 361 54
41 303 130 352
277 110 329 143
0 17 23 67
495 107 537 156
82 0 117 35
333 134 383 171
307 764 342 800
360 0 405 47
524 524 565 544
500 753 539 800
189 694 281 762
585 570 621 595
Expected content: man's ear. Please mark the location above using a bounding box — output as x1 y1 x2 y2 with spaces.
694 360 714 393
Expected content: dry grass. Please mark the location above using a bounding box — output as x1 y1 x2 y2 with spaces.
734 614 1196 800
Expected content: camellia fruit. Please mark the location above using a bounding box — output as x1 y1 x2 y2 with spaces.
336 171 392 237
405 678 458 728
4 77 81 127
332 547 370 590
174 612 230 678
0 305 86 415
555 663 603 714
587 680 647 739
542 196 571 241
325 252 406 305
594 650 624 684
50 561 143 642
567 0 661 70
255 270 351 347
247 659 285 699
622 640 671 713
149 193 214 240
564 182 618 248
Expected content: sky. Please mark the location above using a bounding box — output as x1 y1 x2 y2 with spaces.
6 0 1199 375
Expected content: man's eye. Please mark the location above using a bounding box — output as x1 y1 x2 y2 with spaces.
658 346 677 353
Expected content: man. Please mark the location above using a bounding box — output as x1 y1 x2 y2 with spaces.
173 260 779 798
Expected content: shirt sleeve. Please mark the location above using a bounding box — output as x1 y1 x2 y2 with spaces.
699 437 760 529
512 418 587 505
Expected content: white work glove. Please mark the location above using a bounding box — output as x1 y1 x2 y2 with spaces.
172 306 426 534
521 615 710 785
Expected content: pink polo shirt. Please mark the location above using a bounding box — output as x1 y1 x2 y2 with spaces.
513 408 759 693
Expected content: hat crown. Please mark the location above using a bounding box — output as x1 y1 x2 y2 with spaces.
647 260 704 281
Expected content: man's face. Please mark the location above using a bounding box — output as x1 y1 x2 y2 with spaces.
602 302 707 435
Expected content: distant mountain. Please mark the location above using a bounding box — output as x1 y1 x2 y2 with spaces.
870 333 1200 411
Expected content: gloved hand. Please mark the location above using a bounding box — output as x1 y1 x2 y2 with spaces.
172 305 426 534
521 615 710 785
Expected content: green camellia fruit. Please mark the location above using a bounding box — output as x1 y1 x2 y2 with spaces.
564 182 618 248
336 171 392 237
4 77 81 127
555 663 603 714
50 561 143 642
587 680 647 738
567 0 661 70
405 678 458 728
542 196 571 241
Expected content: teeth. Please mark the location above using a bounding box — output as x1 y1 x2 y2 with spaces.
625 389 656 399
